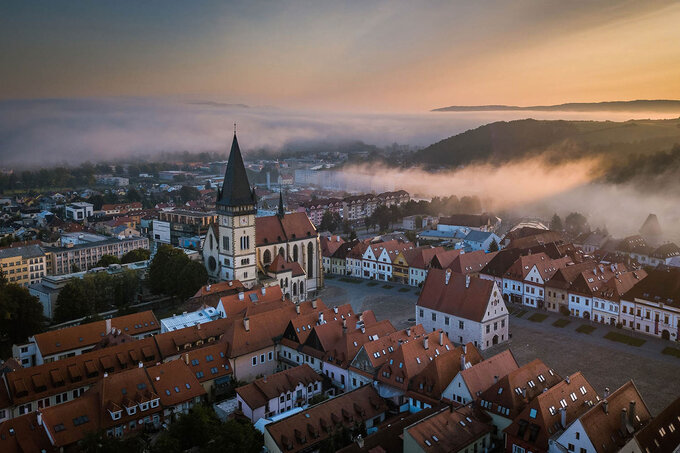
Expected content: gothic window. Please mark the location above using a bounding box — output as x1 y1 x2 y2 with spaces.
293 283 297 296
209 235 213 250
293 244 299 262
263 249 271 265
279 247 285 257
300 281 304 294
307 243 314 278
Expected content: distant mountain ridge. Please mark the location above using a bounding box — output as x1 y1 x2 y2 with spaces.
432 99 680 113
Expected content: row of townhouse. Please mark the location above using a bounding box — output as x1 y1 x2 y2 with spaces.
0 359 206 451
322 236 498 287
480 247 680 343
297 190 410 226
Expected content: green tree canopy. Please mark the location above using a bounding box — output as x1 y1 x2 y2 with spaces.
488 239 499 252
550 213 563 231
179 185 201 203
54 281 92 323
149 244 207 300
565 212 589 236
0 277 46 343
121 248 151 264
96 254 121 267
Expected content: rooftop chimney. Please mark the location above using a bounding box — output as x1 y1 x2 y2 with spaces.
238 291 245 301
604 387 610 398
465 275 471 288
312 299 317 309
138 361 143 368
560 407 567 428
37 412 42 426
463 344 467 354
261 286 266 295
105 318 112 335
565 375 570 384
183 353 189 365
603 400 609 414
342 319 347 334
206 284 211 292
460 352 466 370
439 331 444 346
494 375 498 384
629 401 636 425
522 387 527 399
319 313 324 324
356 434 364 448
244 317 250 332
423 336 429 350
295 304 300 314
333 306 338 314
406 327 411 337
445 269 452 285
620 408 628 435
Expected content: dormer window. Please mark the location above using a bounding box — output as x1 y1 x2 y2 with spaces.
126 406 137 416
150 398 159 408
140 402 149 411
111 410 122 420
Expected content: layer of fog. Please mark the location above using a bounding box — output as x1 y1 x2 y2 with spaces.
2 97 678 168
336 159 680 242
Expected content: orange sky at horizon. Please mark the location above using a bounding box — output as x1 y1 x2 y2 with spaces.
2 1 680 112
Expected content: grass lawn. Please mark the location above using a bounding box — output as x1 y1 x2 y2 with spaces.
382 285 394 289
662 346 680 358
604 331 646 347
552 319 571 328
576 324 596 334
514 309 527 318
339 277 362 284
398 288 410 293
528 313 548 323
366 281 379 287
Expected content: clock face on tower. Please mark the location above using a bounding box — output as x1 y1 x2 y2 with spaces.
240 217 248 225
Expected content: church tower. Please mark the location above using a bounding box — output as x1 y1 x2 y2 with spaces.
214 133 258 287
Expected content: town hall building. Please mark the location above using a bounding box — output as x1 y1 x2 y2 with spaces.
202 133 323 300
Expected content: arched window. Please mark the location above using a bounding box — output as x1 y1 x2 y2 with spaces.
279 247 285 257
263 249 271 265
307 243 314 278
300 281 304 294
285 278 289 287
293 283 297 296
209 234 213 250
293 244 299 262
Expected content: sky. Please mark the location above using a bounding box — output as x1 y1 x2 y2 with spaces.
2 0 680 112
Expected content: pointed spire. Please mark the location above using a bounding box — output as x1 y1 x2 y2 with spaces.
277 190 285 218
217 132 256 211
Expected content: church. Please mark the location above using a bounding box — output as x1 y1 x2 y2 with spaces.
202 133 323 301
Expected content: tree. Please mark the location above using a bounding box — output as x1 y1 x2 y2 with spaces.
54 281 92 323
349 230 357 241
177 261 209 300
565 212 589 235
550 213 563 231
179 185 201 203
488 239 499 252
319 211 338 233
126 188 142 202
149 244 206 300
0 277 46 344
96 254 121 267
121 248 150 264
71 263 81 273
415 215 423 229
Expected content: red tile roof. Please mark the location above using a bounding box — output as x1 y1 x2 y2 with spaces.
404 405 493 453
504 372 599 452
409 343 483 400
5 337 161 406
418 270 499 323
459 349 519 399
265 385 387 453
236 364 321 410
0 412 55 453
182 342 232 384
255 212 316 246
448 250 496 275
33 311 159 357
633 394 680 452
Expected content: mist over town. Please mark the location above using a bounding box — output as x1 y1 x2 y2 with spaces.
1 1 680 452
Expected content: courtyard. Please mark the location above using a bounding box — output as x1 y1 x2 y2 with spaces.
318 276 680 414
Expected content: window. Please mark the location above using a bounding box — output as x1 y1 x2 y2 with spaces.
445 316 450 326
432 313 437 322
223 236 230 251
568 444 574 452
459 321 464 329
512 445 525 453
210 367 219 374
260 354 265 363
575 432 580 440
252 356 257 366
419 309 424 318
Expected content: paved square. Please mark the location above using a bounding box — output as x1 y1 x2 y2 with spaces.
319 278 680 414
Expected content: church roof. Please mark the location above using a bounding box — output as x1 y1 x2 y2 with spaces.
217 134 256 209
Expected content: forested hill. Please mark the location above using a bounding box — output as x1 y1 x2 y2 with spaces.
412 118 680 168
432 100 680 113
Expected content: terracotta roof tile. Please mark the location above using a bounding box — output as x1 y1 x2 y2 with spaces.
236 364 321 410
460 349 519 399
405 405 493 452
